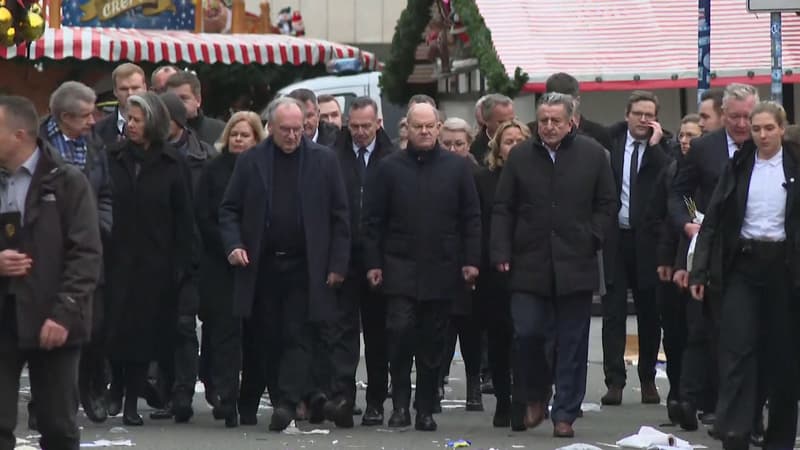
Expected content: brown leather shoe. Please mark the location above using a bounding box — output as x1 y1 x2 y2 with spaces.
641 382 661 404
523 401 545 429
553 421 575 438
601 387 623 405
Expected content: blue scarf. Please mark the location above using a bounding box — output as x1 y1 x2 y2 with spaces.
46 117 87 170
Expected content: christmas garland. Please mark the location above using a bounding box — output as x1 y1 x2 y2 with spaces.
451 0 528 98
379 0 432 104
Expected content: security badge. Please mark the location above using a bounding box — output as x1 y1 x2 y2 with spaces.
4 222 14 239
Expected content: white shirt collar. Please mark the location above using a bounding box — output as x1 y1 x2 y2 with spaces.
625 130 645 149
117 110 126 133
755 147 783 167
312 127 319 143
726 132 739 159
353 138 377 155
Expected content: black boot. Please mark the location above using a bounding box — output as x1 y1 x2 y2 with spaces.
493 396 511 427
466 375 484 412
510 401 527 432
122 394 143 426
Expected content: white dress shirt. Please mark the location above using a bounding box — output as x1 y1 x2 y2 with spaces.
741 149 787 241
353 138 377 165
726 132 739 159
618 131 646 229
312 127 319 144
543 143 557 162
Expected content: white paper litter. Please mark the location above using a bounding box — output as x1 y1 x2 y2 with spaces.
80 439 135 447
356 380 368 390
441 404 464 409
16 446 37 450
656 368 669 380
282 421 331 435
15 438 30 445
616 426 691 449
557 444 604 450
108 427 128 434
511 446 526 449
581 402 602 412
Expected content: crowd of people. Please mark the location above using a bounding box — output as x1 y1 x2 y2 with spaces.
0 63 796 450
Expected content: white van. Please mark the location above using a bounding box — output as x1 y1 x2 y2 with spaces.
273 72 406 140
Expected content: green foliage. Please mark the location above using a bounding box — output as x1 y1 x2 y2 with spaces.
451 0 528 98
380 0 433 104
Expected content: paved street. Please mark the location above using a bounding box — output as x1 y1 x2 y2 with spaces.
14 318 723 450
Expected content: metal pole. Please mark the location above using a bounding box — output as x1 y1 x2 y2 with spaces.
698 0 711 107
771 12 783 104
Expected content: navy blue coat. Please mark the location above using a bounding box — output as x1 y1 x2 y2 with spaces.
218 136 350 321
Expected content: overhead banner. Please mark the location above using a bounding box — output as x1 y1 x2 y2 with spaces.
61 0 195 29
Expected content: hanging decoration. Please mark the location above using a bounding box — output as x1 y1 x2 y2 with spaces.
0 0 45 48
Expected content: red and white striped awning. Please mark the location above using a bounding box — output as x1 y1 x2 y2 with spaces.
475 0 800 92
0 26 379 69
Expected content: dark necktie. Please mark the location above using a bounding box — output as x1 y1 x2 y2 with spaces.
118 123 126 142
358 147 368 182
629 141 640 222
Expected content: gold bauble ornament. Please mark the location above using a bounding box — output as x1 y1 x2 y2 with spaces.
0 26 14 47
19 8 44 42
0 2 12 37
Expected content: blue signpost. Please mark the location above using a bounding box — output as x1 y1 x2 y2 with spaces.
771 12 783 104
698 0 711 107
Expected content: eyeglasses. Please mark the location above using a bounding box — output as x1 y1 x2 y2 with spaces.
410 123 438 132
629 111 656 120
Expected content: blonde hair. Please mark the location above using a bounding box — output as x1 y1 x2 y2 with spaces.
486 119 531 171
750 101 787 127
112 63 145 88
441 117 474 145
216 111 267 151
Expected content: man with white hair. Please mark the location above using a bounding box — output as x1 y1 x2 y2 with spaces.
469 94 514 164
362 102 481 432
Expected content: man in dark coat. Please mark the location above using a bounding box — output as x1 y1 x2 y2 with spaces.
219 97 350 432
286 89 339 147
0 95 103 450
165 71 225 146
669 83 759 434
491 92 616 438
363 102 481 432
161 92 219 191
94 63 147 145
469 94 514 163
328 97 395 428
601 91 673 407
37 81 113 425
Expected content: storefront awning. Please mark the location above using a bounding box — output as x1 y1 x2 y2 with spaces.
475 0 800 91
0 26 379 69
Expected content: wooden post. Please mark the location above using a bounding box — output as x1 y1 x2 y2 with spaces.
194 0 203 32
48 0 61 29
260 2 272 34
231 0 244 34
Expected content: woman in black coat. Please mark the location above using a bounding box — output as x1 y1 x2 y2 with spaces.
194 111 265 427
474 120 530 427
690 102 800 450
106 92 198 426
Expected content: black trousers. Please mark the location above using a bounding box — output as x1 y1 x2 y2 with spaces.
657 279 687 402
511 291 592 425
716 242 798 448
602 229 661 388
238 311 278 417
198 313 241 409
680 292 718 412
386 296 449 415
0 299 81 450
326 260 387 407
441 313 482 381
476 274 512 402
243 254 317 409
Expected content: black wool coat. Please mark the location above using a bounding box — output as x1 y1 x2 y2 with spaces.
195 149 238 320
491 131 617 297
362 144 482 302
106 140 199 362
218 136 350 322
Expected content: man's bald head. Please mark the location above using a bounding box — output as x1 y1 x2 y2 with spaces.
406 103 441 151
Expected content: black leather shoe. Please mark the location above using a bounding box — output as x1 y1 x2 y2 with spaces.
466 375 484 412
149 408 173 420
493 399 510 428
106 387 123 417
414 413 437 431
723 433 749 450
601 387 623 406
510 402 526 432
239 413 257 426
667 400 682 424
324 399 354 428
122 412 144 426
678 401 698 431
308 394 327 424
388 408 411 427
268 406 293 432
172 403 194 423
699 412 716 426
81 384 108 423
361 405 384 426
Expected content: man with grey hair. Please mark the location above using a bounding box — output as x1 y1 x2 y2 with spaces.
491 92 616 437
363 102 481 432
0 95 102 450
36 81 112 424
219 96 350 431
470 93 514 163
668 83 759 435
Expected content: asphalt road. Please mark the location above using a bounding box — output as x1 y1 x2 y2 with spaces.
14 317 724 450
